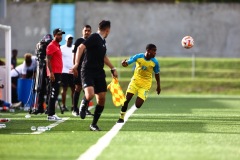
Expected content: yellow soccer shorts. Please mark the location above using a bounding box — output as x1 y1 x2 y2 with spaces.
126 80 149 101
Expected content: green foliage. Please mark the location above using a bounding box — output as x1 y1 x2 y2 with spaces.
106 57 240 95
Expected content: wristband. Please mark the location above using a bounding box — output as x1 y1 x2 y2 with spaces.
111 67 116 74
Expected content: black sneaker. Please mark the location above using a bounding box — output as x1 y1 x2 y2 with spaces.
79 104 87 119
32 109 45 115
90 124 101 131
117 118 124 123
62 106 69 111
86 110 93 116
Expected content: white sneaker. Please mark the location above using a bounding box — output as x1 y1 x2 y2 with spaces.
12 102 22 108
47 115 62 121
72 111 79 117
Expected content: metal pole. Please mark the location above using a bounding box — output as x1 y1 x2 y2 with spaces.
0 24 12 104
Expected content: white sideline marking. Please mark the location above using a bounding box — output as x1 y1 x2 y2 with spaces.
77 106 137 160
11 117 69 135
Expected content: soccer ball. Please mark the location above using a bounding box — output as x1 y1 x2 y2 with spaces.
181 36 194 49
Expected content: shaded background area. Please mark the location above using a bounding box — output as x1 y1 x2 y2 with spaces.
1 1 240 57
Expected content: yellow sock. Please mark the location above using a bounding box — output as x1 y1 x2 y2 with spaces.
120 111 126 120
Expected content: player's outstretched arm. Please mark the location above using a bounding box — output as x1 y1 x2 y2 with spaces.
155 73 161 95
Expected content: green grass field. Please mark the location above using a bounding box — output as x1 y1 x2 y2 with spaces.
1 57 239 160
1 94 240 160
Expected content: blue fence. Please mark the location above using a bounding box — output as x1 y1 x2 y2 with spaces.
50 4 75 45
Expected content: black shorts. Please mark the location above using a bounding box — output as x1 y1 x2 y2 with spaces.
61 73 74 88
81 71 107 94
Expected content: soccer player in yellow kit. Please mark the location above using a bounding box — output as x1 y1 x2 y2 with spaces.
117 44 161 123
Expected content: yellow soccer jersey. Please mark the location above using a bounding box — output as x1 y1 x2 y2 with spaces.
127 53 160 90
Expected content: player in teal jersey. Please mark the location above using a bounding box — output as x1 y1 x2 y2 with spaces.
117 44 161 123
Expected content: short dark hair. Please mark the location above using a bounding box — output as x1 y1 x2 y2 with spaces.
84 25 91 29
146 44 156 50
98 20 111 31
24 53 32 66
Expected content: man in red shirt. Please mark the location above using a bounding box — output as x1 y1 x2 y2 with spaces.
46 28 65 121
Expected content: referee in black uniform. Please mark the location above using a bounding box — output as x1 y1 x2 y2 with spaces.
72 20 118 131
72 25 92 116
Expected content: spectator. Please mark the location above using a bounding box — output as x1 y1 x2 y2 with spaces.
60 34 75 111
11 53 36 104
11 49 18 69
72 25 93 117
46 28 65 121
22 53 37 78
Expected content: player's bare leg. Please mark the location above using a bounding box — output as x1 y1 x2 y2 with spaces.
79 86 94 119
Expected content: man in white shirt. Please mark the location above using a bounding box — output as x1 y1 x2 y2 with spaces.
22 53 37 78
11 53 36 105
60 34 75 111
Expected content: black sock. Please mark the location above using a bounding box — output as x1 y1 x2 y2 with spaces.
92 105 104 125
73 91 80 111
121 101 128 112
82 96 89 107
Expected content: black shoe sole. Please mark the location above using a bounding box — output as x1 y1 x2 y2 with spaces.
80 111 86 119
117 119 124 123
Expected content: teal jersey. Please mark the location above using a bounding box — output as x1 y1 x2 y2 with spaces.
127 53 160 89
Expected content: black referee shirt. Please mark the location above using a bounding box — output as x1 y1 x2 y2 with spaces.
73 37 85 70
82 33 107 73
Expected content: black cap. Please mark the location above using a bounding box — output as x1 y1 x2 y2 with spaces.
53 28 65 36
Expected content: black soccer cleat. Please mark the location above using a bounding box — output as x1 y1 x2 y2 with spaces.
79 105 87 119
116 118 124 123
90 124 101 131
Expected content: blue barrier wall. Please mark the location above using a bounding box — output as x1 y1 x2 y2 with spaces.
50 4 75 45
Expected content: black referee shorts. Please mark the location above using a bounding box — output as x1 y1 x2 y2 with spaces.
81 71 107 94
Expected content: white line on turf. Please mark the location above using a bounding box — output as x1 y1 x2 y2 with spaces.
77 105 137 160
11 117 69 135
